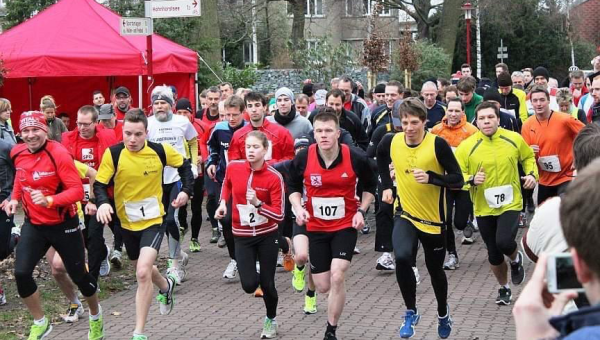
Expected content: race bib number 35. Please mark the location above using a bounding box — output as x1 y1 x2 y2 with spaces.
312 197 345 220
124 197 161 222
484 185 514 209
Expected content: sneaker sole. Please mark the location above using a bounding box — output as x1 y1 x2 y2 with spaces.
41 325 53 339
495 299 511 305
304 309 317 315
375 263 394 271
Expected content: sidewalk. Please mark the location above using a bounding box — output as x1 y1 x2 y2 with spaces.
49 217 530 340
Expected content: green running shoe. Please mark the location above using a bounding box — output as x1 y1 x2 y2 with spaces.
291 264 306 292
131 335 148 340
189 238 201 252
260 317 278 339
304 294 317 315
27 318 52 340
88 313 104 340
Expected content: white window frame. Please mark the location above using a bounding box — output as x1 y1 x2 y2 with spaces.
0 0 5 8
243 41 256 65
346 0 390 17
287 0 324 18
306 39 319 50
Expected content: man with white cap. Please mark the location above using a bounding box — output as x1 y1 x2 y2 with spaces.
267 87 313 140
146 85 199 285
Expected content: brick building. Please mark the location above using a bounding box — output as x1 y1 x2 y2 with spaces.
572 0 600 47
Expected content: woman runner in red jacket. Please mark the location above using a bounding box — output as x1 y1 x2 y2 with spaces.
215 130 285 339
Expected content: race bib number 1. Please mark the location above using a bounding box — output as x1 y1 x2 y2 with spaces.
312 197 345 220
484 185 514 209
538 155 561 173
124 197 161 222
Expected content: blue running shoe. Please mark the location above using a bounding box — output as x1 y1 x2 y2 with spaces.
399 309 420 338
438 306 453 339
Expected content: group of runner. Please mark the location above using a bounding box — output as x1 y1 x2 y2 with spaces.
0 66 596 340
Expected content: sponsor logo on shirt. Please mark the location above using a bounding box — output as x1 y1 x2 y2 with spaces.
341 173 349 178
32 171 55 181
310 174 322 187
82 148 94 161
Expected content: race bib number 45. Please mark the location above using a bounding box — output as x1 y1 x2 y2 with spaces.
124 197 161 222
484 185 514 209
312 197 345 220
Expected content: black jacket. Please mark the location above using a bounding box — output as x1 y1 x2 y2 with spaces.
0 140 15 203
308 108 369 151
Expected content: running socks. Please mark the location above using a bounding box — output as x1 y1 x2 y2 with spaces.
90 305 102 321
306 289 315 298
326 322 337 335
34 316 47 326
297 265 305 271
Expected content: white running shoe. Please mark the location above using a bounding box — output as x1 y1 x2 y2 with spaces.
166 266 182 285
0 290 6 306
276 251 284 268
353 246 361 254
443 254 460 270
99 244 111 277
110 249 122 270
376 252 395 270
223 259 238 279
62 303 84 323
412 266 421 285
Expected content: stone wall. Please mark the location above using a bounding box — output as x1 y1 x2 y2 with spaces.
253 68 390 94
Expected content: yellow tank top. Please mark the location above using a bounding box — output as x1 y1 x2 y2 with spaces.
391 132 446 234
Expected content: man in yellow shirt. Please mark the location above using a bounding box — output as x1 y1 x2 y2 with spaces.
94 109 194 340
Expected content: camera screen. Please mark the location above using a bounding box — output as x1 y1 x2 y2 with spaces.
556 256 583 290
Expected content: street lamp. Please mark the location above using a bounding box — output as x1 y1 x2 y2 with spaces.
462 2 473 66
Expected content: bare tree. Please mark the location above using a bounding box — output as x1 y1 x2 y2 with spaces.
382 0 443 39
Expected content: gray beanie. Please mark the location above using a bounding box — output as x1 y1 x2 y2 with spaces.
151 85 174 107
275 87 295 103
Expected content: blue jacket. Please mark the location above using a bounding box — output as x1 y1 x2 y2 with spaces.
551 304 600 339
207 121 246 183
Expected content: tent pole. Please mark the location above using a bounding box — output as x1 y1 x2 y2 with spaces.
28 77 33 110
138 75 143 109
195 73 199 111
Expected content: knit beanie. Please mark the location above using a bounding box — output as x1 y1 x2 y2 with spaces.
275 87 295 103
175 98 193 113
533 67 550 81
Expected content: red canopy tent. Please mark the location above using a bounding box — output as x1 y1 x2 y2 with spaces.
0 0 198 129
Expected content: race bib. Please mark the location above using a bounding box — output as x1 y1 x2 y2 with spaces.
484 185 514 208
237 204 268 227
312 197 345 220
538 155 561 173
265 140 273 161
507 109 516 118
124 197 161 222
83 184 91 202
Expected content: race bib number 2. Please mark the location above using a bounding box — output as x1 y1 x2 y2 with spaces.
484 185 514 209
312 197 345 220
237 204 268 227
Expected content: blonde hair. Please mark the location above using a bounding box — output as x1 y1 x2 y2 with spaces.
556 88 573 104
0 98 11 113
40 95 56 111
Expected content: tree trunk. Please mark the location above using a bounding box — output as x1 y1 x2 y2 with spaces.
417 20 429 40
289 0 306 50
435 0 463 72
195 0 222 77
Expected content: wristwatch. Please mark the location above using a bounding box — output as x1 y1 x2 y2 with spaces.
357 208 366 217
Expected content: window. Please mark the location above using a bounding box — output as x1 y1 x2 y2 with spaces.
0 0 6 8
243 41 256 65
287 0 324 17
346 0 390 16
307 40 319 50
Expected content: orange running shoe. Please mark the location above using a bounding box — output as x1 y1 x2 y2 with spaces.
283 237 294 272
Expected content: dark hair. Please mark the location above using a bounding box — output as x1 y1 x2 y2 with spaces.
438 78 450 87
313 107 339 127
219 82 233 90
457 76 476 93
573 124 600 170
495 63 509 72
58 112 70 119
444 85 459 98
224 95 245 112
447 97 465 111
244 91 267 106
199 89 208 98
560 158 600 278
522 68 533 74
92 90 103 96
386 80 404 93
246 130 269 149
529 85 550 100
399 98 427 122
339 76 353 86
207 86 221 96
475 101 500 118
124 108 148 129
461 63 472 70
325 89 345 101
78 105 99 121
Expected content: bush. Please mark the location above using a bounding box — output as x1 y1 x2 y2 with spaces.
291 37 359 84
391 41 452 90
222 64 260 89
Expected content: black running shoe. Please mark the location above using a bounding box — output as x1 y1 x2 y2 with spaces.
511 251 526 285
495 287 512 305
323 331 337 340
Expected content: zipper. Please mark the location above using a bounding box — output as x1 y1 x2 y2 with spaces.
248 169 256 236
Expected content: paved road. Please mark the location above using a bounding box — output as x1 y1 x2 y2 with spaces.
49 214 531 340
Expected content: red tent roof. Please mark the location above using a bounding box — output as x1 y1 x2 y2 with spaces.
0 0 197 78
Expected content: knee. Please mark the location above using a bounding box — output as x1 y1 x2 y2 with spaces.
330 270 345 288
136 265 153 283
315 283 330 294
497 239 516 257
50 260 67 277
241 279 259 294
394 250 413 267
295 253 308 265
488 251 505 266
